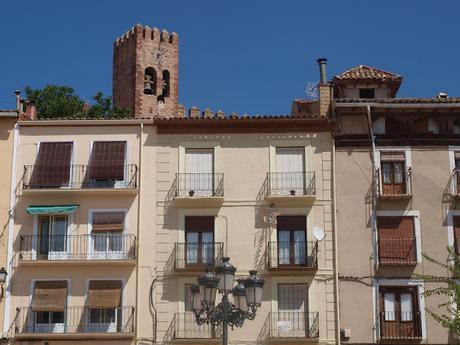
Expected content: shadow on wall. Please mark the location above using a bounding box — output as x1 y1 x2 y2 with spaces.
254 177 270 272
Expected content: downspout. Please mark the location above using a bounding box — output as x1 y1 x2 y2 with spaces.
332 134 341 345
2 122 19 337
135 122 144 344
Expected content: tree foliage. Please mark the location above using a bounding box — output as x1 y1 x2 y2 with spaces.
415 246 460 335
25 85 129 119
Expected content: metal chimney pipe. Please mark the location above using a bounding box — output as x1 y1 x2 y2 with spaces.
317 58 327 84
14 90 21 112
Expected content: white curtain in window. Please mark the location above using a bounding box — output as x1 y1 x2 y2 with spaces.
186 232 199 264
293 231 306 264
185 149 214 196
384 293 396 321
275 148 305 195
400 293 413 321
202 232 213 264
278 231 290 265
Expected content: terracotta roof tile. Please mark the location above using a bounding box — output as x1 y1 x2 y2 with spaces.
333 65 402 82
335 97 460 104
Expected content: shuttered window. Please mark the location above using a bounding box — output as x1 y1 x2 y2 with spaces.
30 142 73 188
184 149 214 196
92 212 125 232
86 280 122 309
378 217 416 264
32 281 68 312
278 284 308 312
88 141 126 180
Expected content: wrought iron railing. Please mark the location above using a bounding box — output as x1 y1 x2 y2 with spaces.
269 312 319 338
267 241 318 269
378 237 417 265
379 311 422 339
266 172 316 197
175 173 224 197
173 312 222 339
174 242 223 270
377 168 412 197
19 234 136 261
23 164 138 190
451 168 460 195
15 306 135 335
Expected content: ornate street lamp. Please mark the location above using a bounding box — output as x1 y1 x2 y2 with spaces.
191 257 264 345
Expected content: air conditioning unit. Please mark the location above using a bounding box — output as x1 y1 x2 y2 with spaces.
340 328 351 340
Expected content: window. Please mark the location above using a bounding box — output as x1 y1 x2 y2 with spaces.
90 211 126 259
162 70 170 97
29 142 73 188
37 214 68 260
379 287 420 339
273 147 305 195
453 216 460 255
185 217 214 266
277 216 307 266
377 216 416 265
359 88 375 98
144 67 157 95
276 284 309 337
454 152 460 194
31 281 67 333
184 149 214 196
184 284 193 311
87 141 126 187
86 280 122 332
380 151 407 195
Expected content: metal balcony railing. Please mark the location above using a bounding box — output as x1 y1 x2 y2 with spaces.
23 164 138 190
15 306 135 335
174 242 223 270
269 312 319 338
378 237 417 265
377 167 412 197
451 168 460 196
267 241 318 269
19 234 136 261
174 312 222 339
266 172 316 197
175 173 224 198
379 311 422 339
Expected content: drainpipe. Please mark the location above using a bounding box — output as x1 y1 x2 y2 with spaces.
135 122 144 344
332 135 341 345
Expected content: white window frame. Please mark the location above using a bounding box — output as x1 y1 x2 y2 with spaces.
373 210 422 265
448 146 460 195
375 146 411 196
87 208 128 260
179 142 220 175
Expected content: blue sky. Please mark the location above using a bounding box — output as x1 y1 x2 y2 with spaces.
1 1 459 114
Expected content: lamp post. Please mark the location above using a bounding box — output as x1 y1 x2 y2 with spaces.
190 257 264 345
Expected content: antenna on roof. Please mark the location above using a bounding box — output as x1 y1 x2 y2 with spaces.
305 82 319 99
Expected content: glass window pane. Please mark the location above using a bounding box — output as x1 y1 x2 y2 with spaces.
384 293 396 321
401 293 413 321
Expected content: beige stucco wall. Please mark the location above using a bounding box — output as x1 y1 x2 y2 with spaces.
336 146 456 344
0 117 16 337
137 131 337 345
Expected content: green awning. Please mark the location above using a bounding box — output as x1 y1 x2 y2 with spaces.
26 205 78 215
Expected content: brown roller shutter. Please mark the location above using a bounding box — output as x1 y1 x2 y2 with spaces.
277 216 306 231
185 216 214 232
32 281 67 312
92 211 125 231
378 216 416 264
380 151 405 162
453 216 460 255
30 142 72 188
88 141 126 180
87 280 122 309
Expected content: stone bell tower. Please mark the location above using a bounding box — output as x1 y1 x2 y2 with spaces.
113 24 179 118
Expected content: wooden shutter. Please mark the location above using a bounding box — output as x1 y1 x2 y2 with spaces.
86 280 122 308
378 217 415 264
32 281 67 312
30 142 72 188
277 216 306 231
453 216 460 255
380 151 405 162
92 211 125 231
89 141 126 180
185 216 214 233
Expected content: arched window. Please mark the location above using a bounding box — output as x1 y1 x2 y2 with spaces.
162 70 170 98
144 67 157 95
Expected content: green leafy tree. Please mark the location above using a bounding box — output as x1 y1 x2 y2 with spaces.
416 246 460 335
25 85 129 119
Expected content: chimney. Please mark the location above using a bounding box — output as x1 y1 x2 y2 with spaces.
317 58 327 84
14 90 21 112
316 58 331 117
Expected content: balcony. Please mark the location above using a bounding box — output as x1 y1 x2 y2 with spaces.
379 311 422 340
378 237 417 266
377 168 412 199
19 234 136 265
14 306 135 340
173 312 222 341
450 169 460 197
265 172 316 205
173 173 224 206
267 241 318 273
22 164 138 193
174 242 223 272
268 312 319 339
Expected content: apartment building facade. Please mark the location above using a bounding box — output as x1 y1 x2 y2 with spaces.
332 65 460 344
